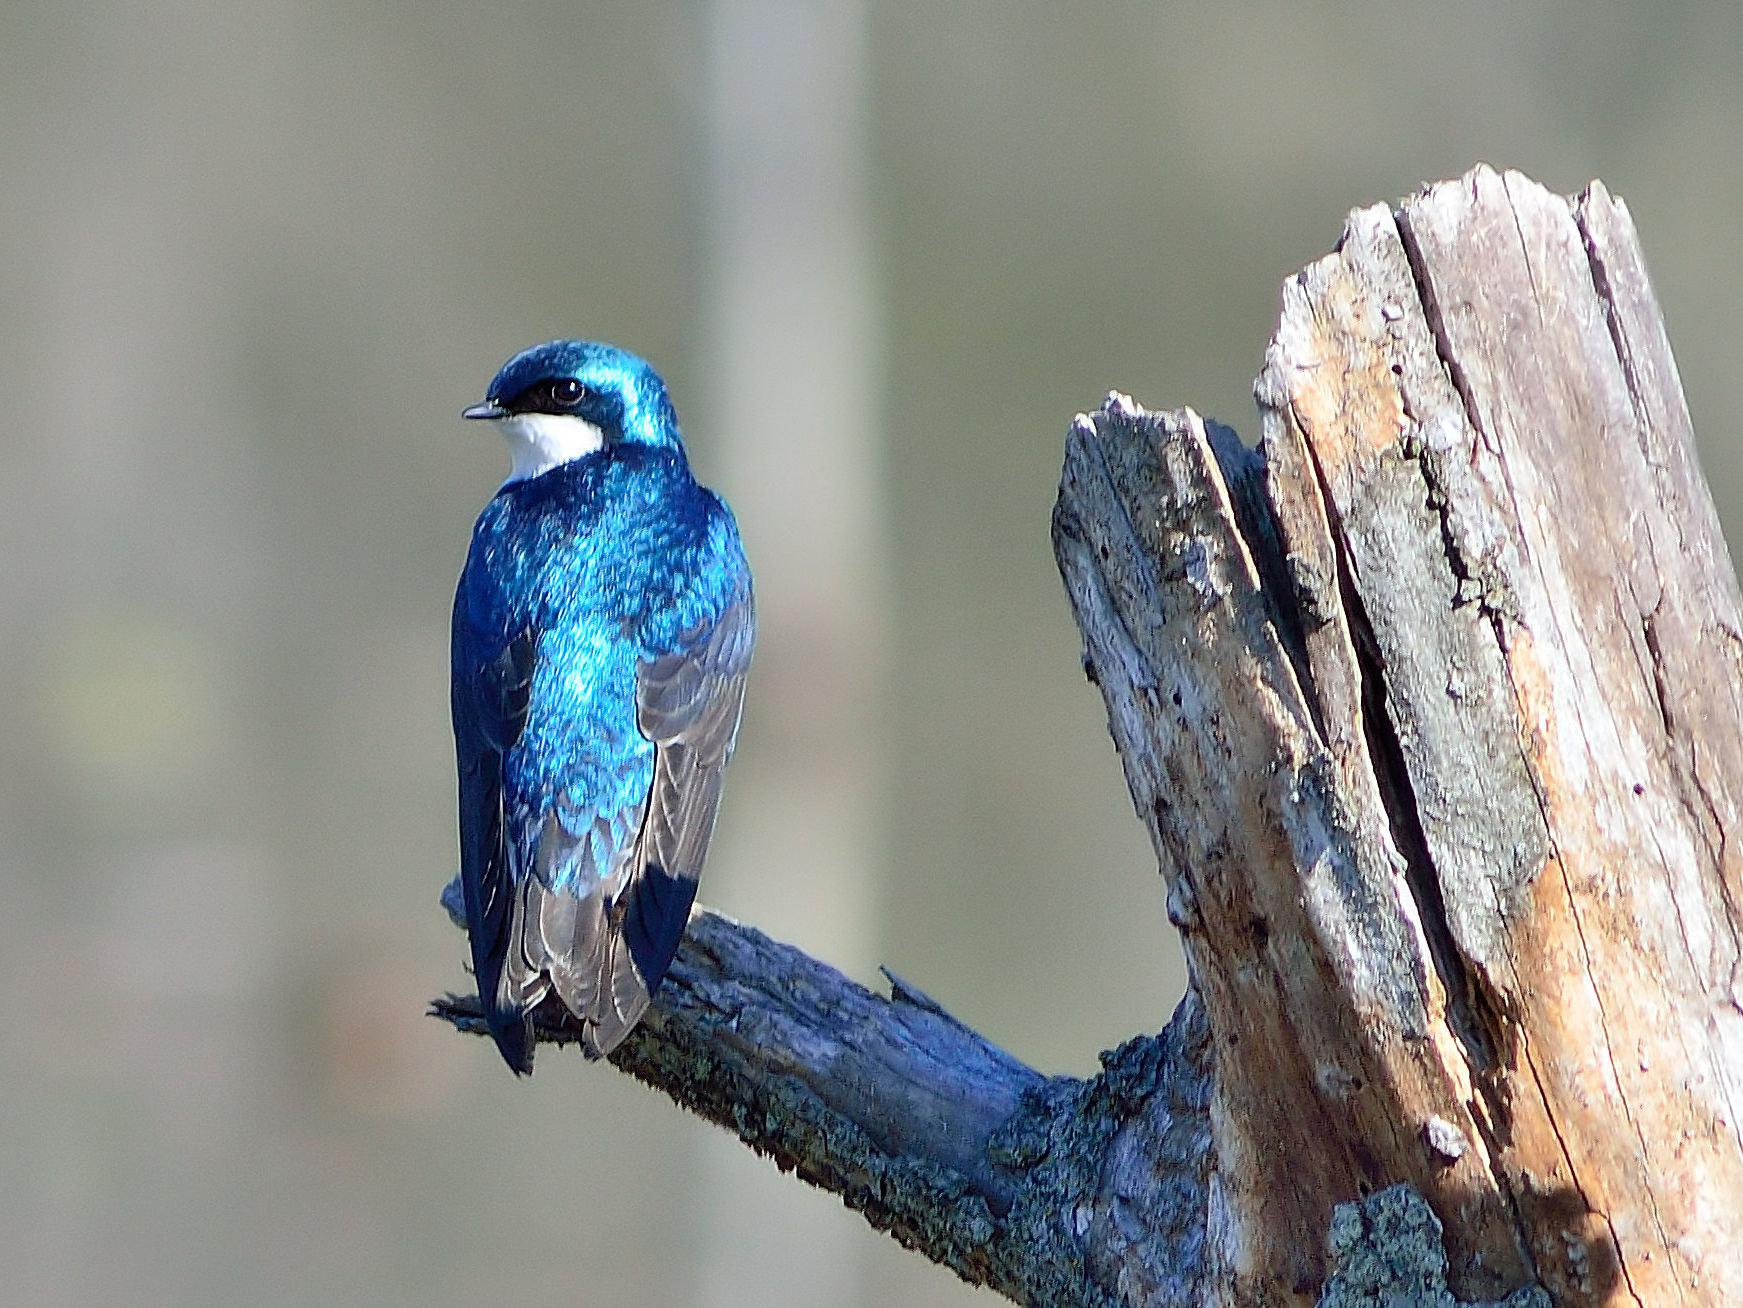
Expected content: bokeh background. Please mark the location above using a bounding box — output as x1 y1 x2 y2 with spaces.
4 2 1741 1304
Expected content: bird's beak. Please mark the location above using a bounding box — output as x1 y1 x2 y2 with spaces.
463 400 507 421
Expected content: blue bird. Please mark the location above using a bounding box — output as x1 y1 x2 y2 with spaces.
450 340 754 1073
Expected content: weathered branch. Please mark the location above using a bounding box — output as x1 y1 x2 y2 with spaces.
436 166 1743 1308
435 908 1215 1306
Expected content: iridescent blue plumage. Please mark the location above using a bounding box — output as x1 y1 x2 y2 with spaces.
451 341 753 1073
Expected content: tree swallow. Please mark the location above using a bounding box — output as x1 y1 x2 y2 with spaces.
451 340 754 1073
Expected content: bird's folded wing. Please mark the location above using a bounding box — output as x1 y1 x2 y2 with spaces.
541 585 755 1055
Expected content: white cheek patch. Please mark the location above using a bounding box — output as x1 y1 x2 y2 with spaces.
496 413 607 484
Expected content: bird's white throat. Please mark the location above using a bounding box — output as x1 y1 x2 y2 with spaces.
495 413 607 484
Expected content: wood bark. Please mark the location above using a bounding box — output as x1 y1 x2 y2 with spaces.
435 910 1216 1306
437 166 1743 1307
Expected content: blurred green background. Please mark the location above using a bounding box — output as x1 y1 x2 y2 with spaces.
4 2 1740 1304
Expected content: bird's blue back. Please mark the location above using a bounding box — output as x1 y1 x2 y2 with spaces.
451 342 753 1072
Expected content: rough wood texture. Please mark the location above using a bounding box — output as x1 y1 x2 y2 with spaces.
436 908 1216 1307
1271 167 1743 1306
1057 166 1743 1305
437 167 1743 1308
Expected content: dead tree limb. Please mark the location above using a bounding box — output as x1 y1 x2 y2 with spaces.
436 166 1743 1308
434 911 1214 1306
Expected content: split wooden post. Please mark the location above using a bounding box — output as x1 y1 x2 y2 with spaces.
1056 165 1743 1305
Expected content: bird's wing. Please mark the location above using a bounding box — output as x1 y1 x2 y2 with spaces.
453 619 542 1073
536 581 755 1055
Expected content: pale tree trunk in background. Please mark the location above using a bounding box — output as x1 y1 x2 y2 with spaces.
440 166 1743 1307
698 0 885 1304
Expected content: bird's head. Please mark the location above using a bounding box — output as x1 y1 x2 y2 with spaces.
464 340 684 484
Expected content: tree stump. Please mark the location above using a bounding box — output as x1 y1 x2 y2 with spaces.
1056 164 1743 1305
440 166 1743 1308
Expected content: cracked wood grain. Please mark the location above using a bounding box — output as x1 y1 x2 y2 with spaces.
1058 397 1534 1306
1057 167 1743 1306
1386 169 1743 1306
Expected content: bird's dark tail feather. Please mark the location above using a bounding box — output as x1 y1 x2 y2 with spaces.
484 1002 535 1076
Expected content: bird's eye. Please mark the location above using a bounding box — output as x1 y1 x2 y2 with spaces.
549 378 587 408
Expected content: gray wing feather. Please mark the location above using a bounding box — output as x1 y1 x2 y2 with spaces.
533 589 754 1055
